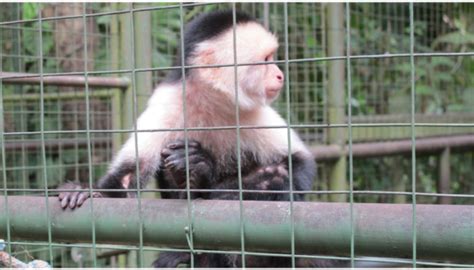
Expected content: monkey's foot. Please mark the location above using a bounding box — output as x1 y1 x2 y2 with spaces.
251 164 289 190
152 252 191 268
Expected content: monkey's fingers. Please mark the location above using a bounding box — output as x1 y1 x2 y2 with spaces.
276 165 289 177
164 151 207 169
58 181 82 205
261 165 288 177
166 139 200 150
161 145 200 161
59 191 85 209
164 157 185 171
161 147 172 159
75 193 89 207
59 193 71 209
76 191 102 207
263 166 277 174
67 191 83 209
58 191 67 201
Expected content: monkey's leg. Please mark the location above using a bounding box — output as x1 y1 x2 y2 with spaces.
286 152 316 201
203 164 293 267
211 153 315 201
209 162 290 201
152 252 191 268
241 163 290 201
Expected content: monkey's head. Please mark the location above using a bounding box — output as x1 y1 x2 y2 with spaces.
169 10 284 111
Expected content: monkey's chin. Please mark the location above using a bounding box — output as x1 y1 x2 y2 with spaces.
266 88 281 101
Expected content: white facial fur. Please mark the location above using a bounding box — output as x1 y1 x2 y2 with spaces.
190 22 284 111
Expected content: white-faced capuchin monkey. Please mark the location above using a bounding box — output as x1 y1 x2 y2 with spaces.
58 10 340 267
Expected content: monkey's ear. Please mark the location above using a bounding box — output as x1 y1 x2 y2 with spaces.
193 46 222 81
193 46 215 66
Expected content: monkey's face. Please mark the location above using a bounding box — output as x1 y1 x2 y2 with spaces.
191 22 282 111
262 54 284 103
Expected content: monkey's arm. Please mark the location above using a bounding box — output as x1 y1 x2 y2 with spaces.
58 103 168 209
57 135 161 209
288 151 316 200
57 161 137 209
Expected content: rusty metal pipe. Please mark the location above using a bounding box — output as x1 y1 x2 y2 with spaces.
0 196 472 262
312 134 474 161
3 135 473 161
3 138 110 151
0 72 129 89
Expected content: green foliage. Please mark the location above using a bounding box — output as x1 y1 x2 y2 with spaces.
433 16 474 47
433 31 474 47
18 4 56 73
350 5 473 115
22 3 38 20
347 4 474 202
151 8 180 69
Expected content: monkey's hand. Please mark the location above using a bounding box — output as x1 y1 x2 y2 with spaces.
57 181 103 209
242 163 289 200
160 139 215 190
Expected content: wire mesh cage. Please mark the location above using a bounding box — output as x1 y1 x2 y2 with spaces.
0 2 473 268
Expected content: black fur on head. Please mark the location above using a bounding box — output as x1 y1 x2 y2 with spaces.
165 10 256 82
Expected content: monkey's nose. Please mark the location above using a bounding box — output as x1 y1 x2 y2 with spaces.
276 74 284 82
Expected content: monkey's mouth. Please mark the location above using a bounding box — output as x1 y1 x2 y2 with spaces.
266 88 281 98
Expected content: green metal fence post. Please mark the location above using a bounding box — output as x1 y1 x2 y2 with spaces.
119 4 133 132
133 4 152 115
110 2 125 152
438 147 451 204
392 157 407 204
326 3 347 202
110 3 120 71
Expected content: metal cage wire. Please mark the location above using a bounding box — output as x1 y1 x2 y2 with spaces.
0 2 473 268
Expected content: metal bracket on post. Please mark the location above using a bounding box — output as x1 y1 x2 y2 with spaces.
184 225 197 255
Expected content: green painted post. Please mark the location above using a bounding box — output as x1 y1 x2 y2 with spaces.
326 3 347 202
119 4 134 132
133 4 152 115
438 147 451 204
0 196 473 263
119 4 151 126
110 2 125 150
110 2 120 71
111 90 124 154
393 160 407 204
